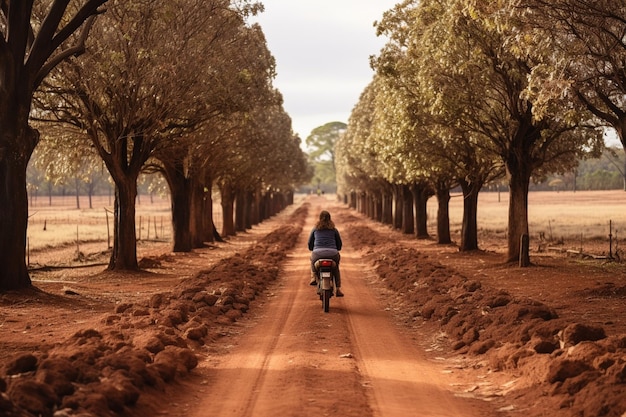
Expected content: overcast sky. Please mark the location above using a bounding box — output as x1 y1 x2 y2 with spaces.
252 1 398 140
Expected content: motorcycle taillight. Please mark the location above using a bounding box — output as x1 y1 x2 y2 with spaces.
320 260 333 267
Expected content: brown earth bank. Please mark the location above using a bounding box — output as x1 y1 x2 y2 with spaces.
0 195 625 416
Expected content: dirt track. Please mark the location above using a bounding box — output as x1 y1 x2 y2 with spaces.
156 198 498 417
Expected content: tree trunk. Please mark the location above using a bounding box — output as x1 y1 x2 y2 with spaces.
459 179 481 251
108 180 139 270
260 191 270 222
235 191 246 232
220 183 236 237
401 184 414 235
251 188 261 226
173 178 193 252
190 178 207 247
435 185 452 245
356 192 365 215
0 128 35 290
349 191 357 209
507 168 531 264
412 183 431 239
162 161 193 252
381 188 393 225
242 190 254 230
88 183 94 209
74 178 81 209
372 191 382 222
272 191 285 216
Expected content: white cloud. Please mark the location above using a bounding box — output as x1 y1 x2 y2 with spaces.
251 0 398 139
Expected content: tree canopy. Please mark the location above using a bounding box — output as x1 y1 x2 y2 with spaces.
1 0 309 290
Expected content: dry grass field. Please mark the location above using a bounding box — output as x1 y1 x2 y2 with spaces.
432 189 626 255
27 195 172 252
24 189 625 259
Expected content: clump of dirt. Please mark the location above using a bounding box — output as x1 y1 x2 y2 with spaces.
0 205 309 417
344 223 626 417
578 283 626 298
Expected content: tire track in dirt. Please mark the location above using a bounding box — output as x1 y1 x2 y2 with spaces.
182 197 501 416
188 272 299 417
334 204 500 417
186 197 370 417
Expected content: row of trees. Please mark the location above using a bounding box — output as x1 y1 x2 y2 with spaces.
336 0 624 265
24 141 625 209
0 1 310 290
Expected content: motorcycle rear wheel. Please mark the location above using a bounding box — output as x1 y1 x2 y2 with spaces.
322 289 332 313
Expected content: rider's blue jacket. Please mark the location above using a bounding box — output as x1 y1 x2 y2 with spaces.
308 228 342 251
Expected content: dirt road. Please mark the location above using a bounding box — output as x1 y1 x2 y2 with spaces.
159 200 499 417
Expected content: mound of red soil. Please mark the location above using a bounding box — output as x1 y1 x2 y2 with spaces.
0 206 308 417
344 223 626 417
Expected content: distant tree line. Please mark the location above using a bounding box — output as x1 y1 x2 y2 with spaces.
532 147 626 192
26 158 167 209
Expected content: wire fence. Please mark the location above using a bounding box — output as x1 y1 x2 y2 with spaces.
26 194 224 254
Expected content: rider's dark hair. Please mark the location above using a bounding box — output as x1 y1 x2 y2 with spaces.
316 210 335 230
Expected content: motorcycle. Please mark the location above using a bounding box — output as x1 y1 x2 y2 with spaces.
313 258 337 313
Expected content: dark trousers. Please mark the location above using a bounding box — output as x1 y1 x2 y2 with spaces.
311 249 341 287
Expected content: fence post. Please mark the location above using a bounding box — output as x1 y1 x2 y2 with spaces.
104 208 111 249
609 220 613 259
519 234 530 267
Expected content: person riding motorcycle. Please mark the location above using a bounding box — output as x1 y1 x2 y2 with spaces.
308 210 343 297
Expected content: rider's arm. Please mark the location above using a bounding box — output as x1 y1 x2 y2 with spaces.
308 229 316 251
335 229 342 251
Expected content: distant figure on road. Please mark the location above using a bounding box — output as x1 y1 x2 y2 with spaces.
308 210 343 297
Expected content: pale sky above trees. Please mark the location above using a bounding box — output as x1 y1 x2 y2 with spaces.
252 0 397 139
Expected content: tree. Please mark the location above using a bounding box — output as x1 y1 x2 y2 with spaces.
37 0 264 268
511 1 626 195
388 0 602 263
345 0 603 263
30 124 104 209
39 0 196 269
337 77 396 223
306 121 346 191
0 0 107 291
216 101 310 236
460 1 604 263
154 19 280 250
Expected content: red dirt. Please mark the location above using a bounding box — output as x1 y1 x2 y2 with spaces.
1 195 625 417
